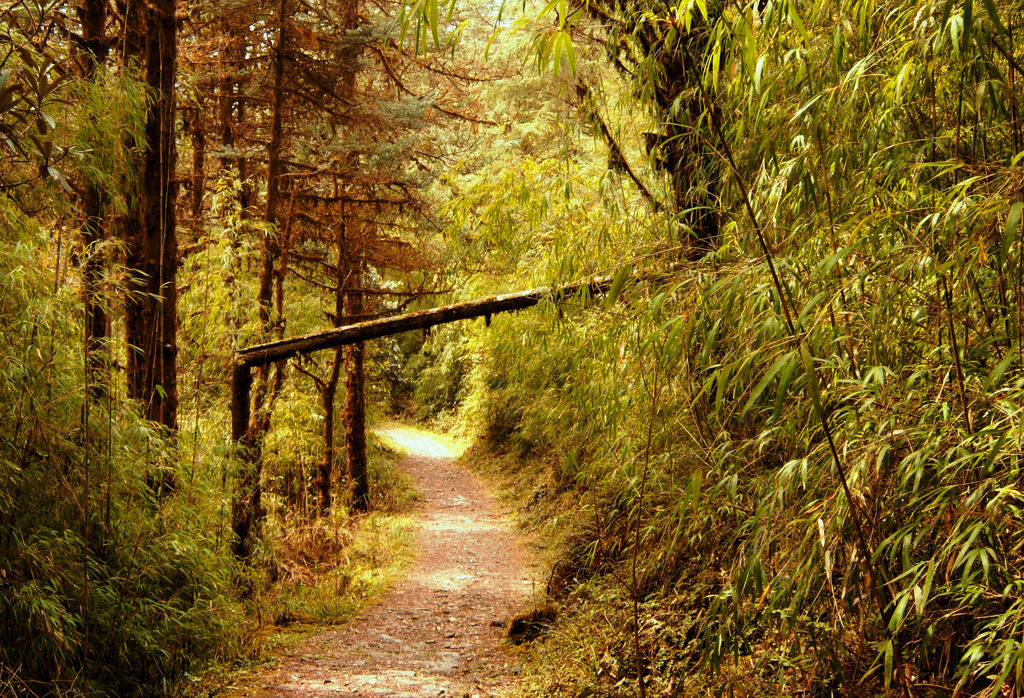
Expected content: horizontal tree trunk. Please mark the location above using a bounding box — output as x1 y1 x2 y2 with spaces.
236 274 614 369
230 274 626 451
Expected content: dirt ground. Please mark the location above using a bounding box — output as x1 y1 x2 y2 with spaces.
225 425 536 697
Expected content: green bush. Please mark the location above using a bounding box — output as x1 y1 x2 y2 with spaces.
0 197 244 696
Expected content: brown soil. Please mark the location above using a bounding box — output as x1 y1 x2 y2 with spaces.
227 425 535 697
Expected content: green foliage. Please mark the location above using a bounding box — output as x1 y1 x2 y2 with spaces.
0 19 71 191
0 196 246 696
69 66 148 214
436 0 1024 694
406 324 469 420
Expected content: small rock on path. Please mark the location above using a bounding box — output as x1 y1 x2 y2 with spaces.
229 425 534 697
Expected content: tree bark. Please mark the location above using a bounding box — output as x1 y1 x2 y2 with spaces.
120 0 179 439
231 0 291 558
79 0 109 395
343 260 368 511
316 347 342 515
313 220 347 516
336 0 366 511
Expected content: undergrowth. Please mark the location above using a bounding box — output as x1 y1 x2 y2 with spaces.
179 434 418 696
415 0 1024 694
252 435 418 628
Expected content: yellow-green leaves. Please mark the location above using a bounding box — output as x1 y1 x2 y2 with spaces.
800 343 825 423
998 201 1022 271
893 61 914 104
605 263 632 308
742 350 797 417
531 28 576 76
520 0 578 76
398 0 458 53
673 0 709 32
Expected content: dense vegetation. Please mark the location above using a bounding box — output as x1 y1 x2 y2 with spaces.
2 0 1024 695
420 0 1024 695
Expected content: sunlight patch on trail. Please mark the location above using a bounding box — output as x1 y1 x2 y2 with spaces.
375 423 464 460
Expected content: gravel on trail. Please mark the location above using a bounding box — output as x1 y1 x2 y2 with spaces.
228 425 535 697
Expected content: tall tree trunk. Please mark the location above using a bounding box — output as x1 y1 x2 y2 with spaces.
316 347 342 515
232 0 290 558
344 259 368 511
216 31 236 172
335 0 368 512
314 221 346 516
662 98 720 256
215 18 251 211
79 0 109 395
120 0 179 440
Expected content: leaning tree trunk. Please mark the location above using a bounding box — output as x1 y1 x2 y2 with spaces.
229 274 630 528
343 260 369 511
236 273 619 367
120 0 179 446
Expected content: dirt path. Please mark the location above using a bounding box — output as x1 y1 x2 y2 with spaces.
230 425 534 697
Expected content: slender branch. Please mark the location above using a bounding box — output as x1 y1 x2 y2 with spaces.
576 81 662 211
941 274 974 433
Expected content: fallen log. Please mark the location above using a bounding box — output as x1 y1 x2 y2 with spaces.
236 274 614 369
230 274 616 441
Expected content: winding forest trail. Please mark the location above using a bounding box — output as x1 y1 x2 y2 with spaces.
231 425 535 697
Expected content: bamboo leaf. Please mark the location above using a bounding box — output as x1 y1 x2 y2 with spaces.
428 0 440 48
552 31 562 76
986 347 1016 388
786 1 809 43
998 201 1022 270
606 264 631 307
796 291 828 330
982 429 1011 473
918 562 937 617
46 166 70 194
773 355 799 421
800 344 825 420
790 94 822 123
884 639 894 688
743 351 796 415
714 361 732 415
950 14 962 58
564 31 576 75
662 317 686 365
